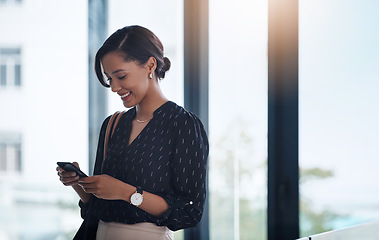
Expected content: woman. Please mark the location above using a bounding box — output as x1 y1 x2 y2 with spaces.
57 25 209 240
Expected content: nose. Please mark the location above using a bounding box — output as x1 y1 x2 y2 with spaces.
110 79 121 93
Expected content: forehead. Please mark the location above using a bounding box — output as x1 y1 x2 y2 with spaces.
101 52 142 74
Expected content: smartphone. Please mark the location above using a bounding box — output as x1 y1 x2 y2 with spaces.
57 162 88 178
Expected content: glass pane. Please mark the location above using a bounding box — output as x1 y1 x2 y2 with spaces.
107 1 184 239
209 0 268 239
299 0 379 237
107 0 184 114
0 0 88 239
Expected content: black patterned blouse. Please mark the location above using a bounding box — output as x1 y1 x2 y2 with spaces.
79 101 209 231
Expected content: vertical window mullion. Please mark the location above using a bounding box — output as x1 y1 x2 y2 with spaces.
267 0 299 239
87 0 108 174
183 0 209 239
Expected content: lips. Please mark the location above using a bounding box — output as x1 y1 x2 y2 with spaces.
120 92 131 101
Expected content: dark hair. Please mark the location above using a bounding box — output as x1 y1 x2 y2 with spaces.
95 25 171 87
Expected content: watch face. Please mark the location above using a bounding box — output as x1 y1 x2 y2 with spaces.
131 192 143 206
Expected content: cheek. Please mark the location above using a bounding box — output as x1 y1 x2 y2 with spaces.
125 76 149 94
136 73 150 90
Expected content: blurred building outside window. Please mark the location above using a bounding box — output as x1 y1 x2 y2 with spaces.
0 48 21 87
0 132 22 173
0 0 87 239
0 0 22 5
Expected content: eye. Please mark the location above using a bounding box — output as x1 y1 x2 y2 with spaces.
118 75 126 80
106 77 112 82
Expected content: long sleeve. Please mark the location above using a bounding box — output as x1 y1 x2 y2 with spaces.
153 111 209 230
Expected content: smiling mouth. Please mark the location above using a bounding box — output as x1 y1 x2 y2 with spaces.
120 92 131 98
120 92 131 102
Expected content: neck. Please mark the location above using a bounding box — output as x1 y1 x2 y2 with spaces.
136 92 168 121
135 98 167 120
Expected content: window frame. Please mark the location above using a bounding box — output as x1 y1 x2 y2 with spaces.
267 0 299 239
183 0 209 239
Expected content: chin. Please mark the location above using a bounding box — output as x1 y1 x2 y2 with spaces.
123 101 136 109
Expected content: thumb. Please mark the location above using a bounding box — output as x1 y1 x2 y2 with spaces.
72 162 80 169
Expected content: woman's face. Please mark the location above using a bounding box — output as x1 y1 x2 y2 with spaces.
101 51 151 108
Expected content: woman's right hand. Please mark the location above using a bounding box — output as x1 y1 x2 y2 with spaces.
57 162 80 186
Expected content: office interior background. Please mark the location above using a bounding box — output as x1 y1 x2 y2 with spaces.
0 0 378 239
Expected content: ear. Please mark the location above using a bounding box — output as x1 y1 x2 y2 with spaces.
145 56 157 73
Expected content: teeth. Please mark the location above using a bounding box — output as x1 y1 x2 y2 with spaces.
121 92 130 98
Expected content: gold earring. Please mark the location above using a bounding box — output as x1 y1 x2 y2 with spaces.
149 73 153 79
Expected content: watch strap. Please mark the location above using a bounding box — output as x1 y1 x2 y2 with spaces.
136 186 143 195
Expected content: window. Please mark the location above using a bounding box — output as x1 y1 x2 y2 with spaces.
107 1 184 239
0 1 87 239
0 48 21 87
0 133 21 174
209 0 268 239
299 0 379 236
107 0 184 114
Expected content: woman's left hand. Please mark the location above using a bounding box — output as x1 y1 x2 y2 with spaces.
78 175 129 200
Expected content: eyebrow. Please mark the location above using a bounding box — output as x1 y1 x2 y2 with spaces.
104 69 125 75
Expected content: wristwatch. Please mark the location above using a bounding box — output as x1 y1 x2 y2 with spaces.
130 186 143 207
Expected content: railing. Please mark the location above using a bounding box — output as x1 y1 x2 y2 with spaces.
297 220 379 240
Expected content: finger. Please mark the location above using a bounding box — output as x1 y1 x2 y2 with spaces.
60 171 77 178
61 175 80 184
72 162 80 168
78 176 97 184
63 179 80 186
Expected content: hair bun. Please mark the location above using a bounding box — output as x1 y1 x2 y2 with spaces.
158 57 171 79
163 57 171 72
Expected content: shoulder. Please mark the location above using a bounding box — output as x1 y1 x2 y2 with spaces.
167 102 208 140
169 103 204 128
100 108 135 131
153 101 194 124
100 115 112 131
